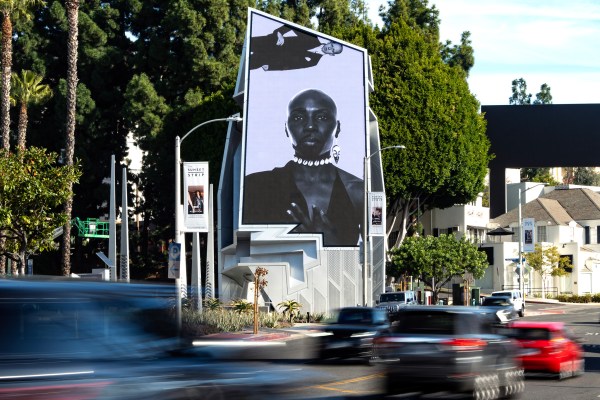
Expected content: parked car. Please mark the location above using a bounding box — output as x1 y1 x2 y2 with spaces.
506 320 584 379
492 289 525 317
372 305 525 399
480 295 519 325
314 306 389 362
0 277 312 399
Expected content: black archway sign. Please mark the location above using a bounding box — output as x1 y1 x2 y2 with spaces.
483 104 600 218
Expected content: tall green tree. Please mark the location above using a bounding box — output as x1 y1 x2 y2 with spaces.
0 0 45 150
0 147 80 275
388 234 488 302
0 0 44 275
11 69 52 149
60 0 78 276
371 3 490 248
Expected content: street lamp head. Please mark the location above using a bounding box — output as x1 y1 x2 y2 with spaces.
226 115 243 123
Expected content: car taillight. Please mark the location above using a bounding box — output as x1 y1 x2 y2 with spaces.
440 338 487 351
373 336 402 349
546 336 568 351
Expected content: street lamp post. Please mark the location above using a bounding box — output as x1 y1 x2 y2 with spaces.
363 145 405 306
517 183 546 295
174 115 242 332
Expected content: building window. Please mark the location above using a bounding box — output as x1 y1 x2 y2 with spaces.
585 226 590 244
433 228 439 237
537 226 547 242
597 226 600 244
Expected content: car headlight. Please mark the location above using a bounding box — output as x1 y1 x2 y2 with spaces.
496 310 508 322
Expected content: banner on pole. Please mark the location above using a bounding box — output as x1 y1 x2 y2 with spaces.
168 242 181 279
523 218 535 253
369 192 385 236
183 162 209 232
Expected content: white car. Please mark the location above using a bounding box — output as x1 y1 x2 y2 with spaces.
491 289 525 317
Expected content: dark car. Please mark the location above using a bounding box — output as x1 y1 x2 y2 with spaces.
314 306 389 362
372 305 524 399
480 295 519 326
0 277 311 400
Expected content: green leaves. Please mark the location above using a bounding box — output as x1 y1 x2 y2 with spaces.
388 234 488 297
0 147 81 266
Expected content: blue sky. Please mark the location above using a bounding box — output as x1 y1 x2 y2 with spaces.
368 0 600 105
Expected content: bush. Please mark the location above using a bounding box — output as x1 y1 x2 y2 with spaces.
181 307 291 337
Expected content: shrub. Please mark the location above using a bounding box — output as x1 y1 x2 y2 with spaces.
231 299 253 314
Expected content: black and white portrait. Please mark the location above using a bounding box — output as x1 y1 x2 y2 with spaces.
242 13 367 247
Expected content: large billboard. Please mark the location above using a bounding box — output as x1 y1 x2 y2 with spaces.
241 9 368 247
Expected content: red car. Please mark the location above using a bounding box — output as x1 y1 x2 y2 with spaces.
507 320 584 379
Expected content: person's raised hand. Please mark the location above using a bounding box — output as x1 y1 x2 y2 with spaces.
276 32 285 46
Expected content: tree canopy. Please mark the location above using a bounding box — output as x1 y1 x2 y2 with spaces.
388 234 489 302
524 243 570 298
0 147 80 274
2 0 493 276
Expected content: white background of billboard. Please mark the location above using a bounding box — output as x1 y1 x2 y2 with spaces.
245 13 367 179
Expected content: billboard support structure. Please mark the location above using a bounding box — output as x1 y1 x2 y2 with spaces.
363 146 404 306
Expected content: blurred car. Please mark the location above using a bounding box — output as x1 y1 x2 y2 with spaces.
372 305 524 399
492 289 525 317
0 277 312 399
480 295 519 325
313 306 389 362
506 320 584 379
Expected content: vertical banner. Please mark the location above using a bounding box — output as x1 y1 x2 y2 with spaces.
369 192 385 236
183 162 209 232
523 218 535 253
168 242 181 279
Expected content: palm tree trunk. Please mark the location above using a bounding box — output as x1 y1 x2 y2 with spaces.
0 13 12 275
61 0 79 276
17 102 27 150
0 13 12 150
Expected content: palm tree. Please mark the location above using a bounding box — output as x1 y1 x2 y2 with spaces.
0 0 45 150
277 299 302 322
11 70 52 150
60 0 78 276
0 0 44 275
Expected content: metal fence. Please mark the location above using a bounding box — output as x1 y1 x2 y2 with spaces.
501 284 558 298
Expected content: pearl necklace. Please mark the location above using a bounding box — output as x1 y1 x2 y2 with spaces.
293 156 332 166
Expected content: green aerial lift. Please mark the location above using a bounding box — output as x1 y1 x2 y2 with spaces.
72 217 110 238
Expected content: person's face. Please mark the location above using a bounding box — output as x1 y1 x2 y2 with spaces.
322 42 342 55
286 90 340 159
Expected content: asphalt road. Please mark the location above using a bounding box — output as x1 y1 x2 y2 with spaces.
254 301 600 399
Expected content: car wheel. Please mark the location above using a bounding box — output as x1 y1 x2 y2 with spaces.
573 358 585 377
501 367 524 399
472 373 500 400
558 361 573 380
518 307 524 317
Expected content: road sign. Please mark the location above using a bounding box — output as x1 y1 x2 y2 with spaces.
168 242 181 279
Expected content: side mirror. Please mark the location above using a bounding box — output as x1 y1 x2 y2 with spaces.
375 300 380 305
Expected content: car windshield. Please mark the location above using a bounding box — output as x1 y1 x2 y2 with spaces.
337 309 376 324
380 293 406 302
391 311 479 335
482 297 511 306
508 328 552 341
